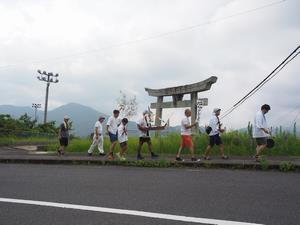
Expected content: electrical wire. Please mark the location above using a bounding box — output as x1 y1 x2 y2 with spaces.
292 111 300 124
221 45 300 119
0 0 288 70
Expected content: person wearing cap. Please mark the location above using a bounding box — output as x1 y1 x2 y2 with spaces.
253 104 271 161
136 110 160 160
87 116 106 156
58 115 70 155
203 108 228 160
106 109 121 160
175 109 200 162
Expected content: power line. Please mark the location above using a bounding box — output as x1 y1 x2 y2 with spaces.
221 45 300 119
0 0 288 70
293 111 300 124
273 104 300 125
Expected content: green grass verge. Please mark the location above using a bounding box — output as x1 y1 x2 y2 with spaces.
44 132 300 156
0 137 56 146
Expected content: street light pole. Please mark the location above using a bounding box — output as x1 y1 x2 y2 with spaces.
44 82 50 124
37 70 59 124
32 103 41 121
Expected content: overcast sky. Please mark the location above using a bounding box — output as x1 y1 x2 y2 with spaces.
0 0 299 129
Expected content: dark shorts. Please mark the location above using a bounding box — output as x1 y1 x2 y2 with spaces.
209 134 223 147
120 141 127 148
255 137 267 146
139 137 151 145
59 137 69 146
109 132 118 143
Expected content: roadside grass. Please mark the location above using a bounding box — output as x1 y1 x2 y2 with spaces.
0 136 56 146
44 131 300 156
279 162 296 172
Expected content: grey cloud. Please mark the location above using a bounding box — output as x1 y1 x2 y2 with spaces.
0 0 299 129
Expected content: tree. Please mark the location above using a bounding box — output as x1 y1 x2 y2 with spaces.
19 113 36 129
0 113 58 137
116 91 138 119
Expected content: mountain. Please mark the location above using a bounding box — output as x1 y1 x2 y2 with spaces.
0 103 137 137
47 103 108 137
0 105 35 118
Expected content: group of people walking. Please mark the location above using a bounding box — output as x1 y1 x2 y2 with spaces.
85 109 165 161
58 104 272 162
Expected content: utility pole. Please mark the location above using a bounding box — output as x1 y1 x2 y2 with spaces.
32 103 41 121
37 70 59 124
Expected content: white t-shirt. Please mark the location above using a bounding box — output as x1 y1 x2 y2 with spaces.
137 117 150 137
94 121 103 135
106 116 120 134
253 111 269 138
118 123 128 143
181 117 192 136
209 115 220 136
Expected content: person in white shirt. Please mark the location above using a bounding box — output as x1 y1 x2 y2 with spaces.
175 109 199 162
116 118 129 161
203 108 228 160
87 116 105 156
253 104 271 161
106 109 121 160
136 110 165 160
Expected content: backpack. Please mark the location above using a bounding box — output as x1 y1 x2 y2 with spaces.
205 126 212 135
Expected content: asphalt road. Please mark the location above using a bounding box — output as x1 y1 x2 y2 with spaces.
0 164 299 225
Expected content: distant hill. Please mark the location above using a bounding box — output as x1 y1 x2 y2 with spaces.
47 103 109 137
0 103 138 137
0 105 35 118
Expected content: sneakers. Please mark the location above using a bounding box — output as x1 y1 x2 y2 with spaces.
120 155 127 161
254 155 261 162
137 154 144 160
99 152 106 156
107 153 114 161
88 152 92 156
116 152 126 161
151 153 159 159
175 157 184 162
136 153 158 160
175 157 200 162
221 155 229 160
191 157 201 162
203 156 211 160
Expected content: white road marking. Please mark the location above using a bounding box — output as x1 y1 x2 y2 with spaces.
0 197 264 225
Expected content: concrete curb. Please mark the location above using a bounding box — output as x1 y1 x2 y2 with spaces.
0 156 299 172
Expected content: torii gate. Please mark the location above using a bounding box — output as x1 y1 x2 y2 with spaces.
145 76 218 131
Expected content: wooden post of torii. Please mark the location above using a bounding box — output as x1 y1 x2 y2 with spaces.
145 76 218 134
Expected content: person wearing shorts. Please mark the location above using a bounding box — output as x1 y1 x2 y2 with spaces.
175 109 199 162
209 134 223 147
203 108 228 160
106 110 121 160
253 104 271 161
136 110 159 160
116 118 129 161
58 115 70 156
